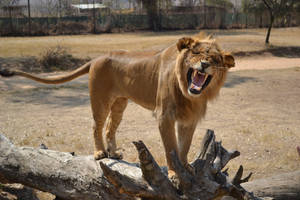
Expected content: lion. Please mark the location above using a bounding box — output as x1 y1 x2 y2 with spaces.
0 34 234 174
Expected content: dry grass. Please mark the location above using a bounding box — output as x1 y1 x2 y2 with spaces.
0 27 300 59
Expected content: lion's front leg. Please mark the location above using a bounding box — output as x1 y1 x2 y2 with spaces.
177 122 197 170
158 115 178 174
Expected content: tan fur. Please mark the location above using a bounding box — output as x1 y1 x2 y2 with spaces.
0 34 234 172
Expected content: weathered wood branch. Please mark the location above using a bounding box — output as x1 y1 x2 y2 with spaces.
242 171 300 200
0 130 299 200
0 133 133 200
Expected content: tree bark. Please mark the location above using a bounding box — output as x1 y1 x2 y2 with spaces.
0 133 131 200
27 0 31 36
262 0 274 44
0 130 299 200
243 171 300 200
265 11 274 44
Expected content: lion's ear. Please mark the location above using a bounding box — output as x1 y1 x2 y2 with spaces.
223 53 235 68
177 37 194 52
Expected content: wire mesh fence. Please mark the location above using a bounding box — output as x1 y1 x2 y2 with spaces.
0 2 299 36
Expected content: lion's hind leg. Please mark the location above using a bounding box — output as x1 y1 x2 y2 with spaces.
90 94 111 160
92 110 110 160
105 97 128 159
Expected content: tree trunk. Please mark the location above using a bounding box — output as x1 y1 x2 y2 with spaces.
243 171 300 200
92 0 96 34
203 0 207 28
27 0 31 36
262 0 275 44
9 8 13 34
245 13 248 29
265 11 274 44
1 130 299 200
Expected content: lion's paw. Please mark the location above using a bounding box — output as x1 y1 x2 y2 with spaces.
167 170 177 180
107 150 123 160
94 150 108 160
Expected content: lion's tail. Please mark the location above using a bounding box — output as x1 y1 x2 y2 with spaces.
0 61 91 84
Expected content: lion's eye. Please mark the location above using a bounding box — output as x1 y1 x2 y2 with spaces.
192 51 200 55
211 55 222 64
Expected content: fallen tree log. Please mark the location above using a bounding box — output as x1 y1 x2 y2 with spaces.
0 130 299 200
242 171 300 200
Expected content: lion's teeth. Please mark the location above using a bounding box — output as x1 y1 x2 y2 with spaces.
191 83 201 91
193 70 197 77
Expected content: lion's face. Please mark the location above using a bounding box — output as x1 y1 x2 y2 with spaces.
176 37 235 98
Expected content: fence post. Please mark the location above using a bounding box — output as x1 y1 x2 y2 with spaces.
93 0 96 34
9 7 13 33
27 0 31 35
58 0 62 34
203 0 207 28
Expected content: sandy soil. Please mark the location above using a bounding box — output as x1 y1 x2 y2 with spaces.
234 55 300 71
0 55 300 200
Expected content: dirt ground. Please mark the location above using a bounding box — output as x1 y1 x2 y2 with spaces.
0 29 300 199
1 54 300 172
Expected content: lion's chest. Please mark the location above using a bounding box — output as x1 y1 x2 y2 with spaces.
174 96 208 123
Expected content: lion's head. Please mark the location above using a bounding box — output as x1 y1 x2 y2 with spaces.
175 35 235 100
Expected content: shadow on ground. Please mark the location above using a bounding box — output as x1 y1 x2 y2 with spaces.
234 46 300 58
224 73 258 88
4 83 90 108
139 30 260 37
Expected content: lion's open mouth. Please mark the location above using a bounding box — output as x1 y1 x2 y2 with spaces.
187 68 212 95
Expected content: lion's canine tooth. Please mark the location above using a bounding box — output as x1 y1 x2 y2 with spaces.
193 69 198 77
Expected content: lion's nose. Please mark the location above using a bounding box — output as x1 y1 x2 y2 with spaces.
196 61 210 73
201 61 210 69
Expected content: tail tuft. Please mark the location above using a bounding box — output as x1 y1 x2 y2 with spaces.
0 69 15 77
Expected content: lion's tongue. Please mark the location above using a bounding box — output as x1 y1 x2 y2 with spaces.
191 73 205 90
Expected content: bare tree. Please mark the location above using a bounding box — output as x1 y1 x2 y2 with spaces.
27 0 31 35
261 0 297 43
